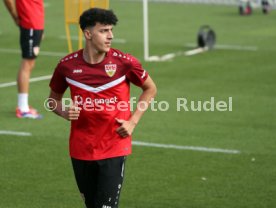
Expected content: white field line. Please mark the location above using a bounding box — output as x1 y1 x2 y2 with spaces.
185 43 258 51
59 36 127 44
0 130 32 136
0 132 240 154
146 42 258 61
146 49 200 61
0 75 52 88
0 48 66 57
132 141 240 154
184 47 207 56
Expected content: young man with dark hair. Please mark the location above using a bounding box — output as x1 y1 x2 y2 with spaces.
47 8 157 208
4 0 44 119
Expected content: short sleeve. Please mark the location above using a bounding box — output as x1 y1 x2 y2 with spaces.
49 63 68 94
126 56 148 87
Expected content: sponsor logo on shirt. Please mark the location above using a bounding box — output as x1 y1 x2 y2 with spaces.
105 62 117 77
74 95 118 105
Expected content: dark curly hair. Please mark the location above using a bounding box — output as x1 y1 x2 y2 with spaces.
79 8 118 31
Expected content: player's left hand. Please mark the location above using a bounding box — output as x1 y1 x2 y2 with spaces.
115 118 136 138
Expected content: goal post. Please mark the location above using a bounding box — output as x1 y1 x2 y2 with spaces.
142 0 176 61
142 0 214 61
64 0 109 53
143 0 150 61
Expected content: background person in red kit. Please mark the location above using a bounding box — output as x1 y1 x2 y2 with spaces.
4 0 44 119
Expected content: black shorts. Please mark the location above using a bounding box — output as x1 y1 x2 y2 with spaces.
71 156 127 208
20 27 43 59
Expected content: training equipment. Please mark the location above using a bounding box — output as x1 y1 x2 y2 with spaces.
197 25 216 49
64 0 109 53
185 25 216 56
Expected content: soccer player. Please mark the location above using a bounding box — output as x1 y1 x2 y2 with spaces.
4 0 44 119
47 8 157 208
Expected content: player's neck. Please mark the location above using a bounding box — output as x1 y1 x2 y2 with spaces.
82 47 106 64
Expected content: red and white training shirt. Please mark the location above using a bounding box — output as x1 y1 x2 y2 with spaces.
16 0 44 29
50 48 148 161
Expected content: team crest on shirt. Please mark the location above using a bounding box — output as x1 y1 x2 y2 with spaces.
104 63 117 77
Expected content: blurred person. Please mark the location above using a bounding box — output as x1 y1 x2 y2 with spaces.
238 0 252 15
4 0 44 119
47 8 156 208
261 0 271 14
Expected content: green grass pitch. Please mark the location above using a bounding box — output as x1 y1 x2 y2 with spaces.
0 0 275 207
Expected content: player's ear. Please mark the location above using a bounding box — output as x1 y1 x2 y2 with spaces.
84 29 92 40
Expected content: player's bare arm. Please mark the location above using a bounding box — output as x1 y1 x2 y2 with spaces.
116 75 157 138
3 0 19 26
48 90 81 121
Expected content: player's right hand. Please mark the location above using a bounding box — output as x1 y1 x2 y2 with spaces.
67 105 81 120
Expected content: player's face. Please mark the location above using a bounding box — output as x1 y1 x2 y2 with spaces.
86 23 114 53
